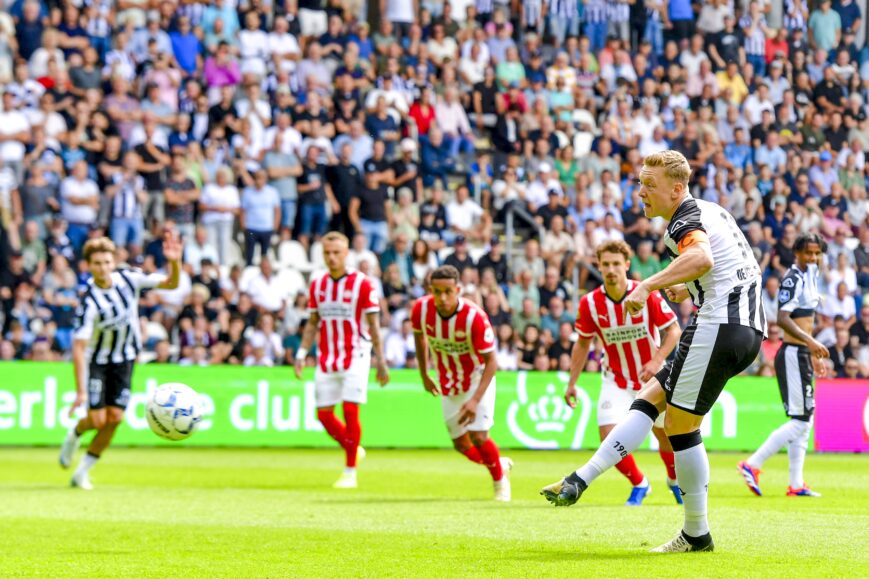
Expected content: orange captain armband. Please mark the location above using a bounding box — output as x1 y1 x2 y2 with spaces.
677 230 709 253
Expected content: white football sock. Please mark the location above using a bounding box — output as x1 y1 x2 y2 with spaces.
788 419 812 488
75 453 99 476
575 408 655 485
344 467 357 476
747 419 810 470
673 435 710 538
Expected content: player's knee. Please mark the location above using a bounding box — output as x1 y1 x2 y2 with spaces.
106 409 125 427
316 407 335 422
789 418 811 437
469 431 489 447
89 410 107 430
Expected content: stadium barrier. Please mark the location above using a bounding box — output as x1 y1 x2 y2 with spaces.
3 362 852 452
815 379 869 453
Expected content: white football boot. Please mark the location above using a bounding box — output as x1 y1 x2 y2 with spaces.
494 457 513 502
59 428 80 469
70 470 94 491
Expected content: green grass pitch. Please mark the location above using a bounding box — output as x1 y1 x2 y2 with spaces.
1 447 868 577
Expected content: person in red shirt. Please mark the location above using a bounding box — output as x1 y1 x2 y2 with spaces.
564 241 682 505
295 231 390 489
408 86 436 136
411 265 513 501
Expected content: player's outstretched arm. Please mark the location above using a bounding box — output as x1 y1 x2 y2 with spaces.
294 311 320 379
565 336 592 408
458 350 497 426
413 331 439 396
626 239 713 314
156 234 182 290
366 311 390 387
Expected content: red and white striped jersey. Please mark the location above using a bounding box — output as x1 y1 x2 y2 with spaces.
411 296 496 396
307 269 380 373
575 280 677 391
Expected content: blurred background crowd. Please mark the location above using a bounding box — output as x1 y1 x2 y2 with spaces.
0 0 867 377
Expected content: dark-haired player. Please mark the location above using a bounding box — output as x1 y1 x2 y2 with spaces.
60 235 181 489
411 265 512 501
739 233 829 498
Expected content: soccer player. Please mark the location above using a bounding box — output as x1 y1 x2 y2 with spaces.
566 240 682 506
59 235 182 489
542 150 766 553
739 233 829 498
295 231 389 489
411 265 512 501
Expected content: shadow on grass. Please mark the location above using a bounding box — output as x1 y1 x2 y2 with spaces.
508 549 656 562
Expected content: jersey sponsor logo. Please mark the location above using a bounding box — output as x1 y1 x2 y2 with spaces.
782 277 795 288
778 289 791 303
601 324 648 345
318 304 356 319
660 300 673 314
483 327 494 343
97 314 132 331
455 330 466 339
427 336 472 355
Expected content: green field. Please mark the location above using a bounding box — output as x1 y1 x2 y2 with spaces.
1 447 868 577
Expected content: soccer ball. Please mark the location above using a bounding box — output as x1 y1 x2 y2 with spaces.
146 383 203 441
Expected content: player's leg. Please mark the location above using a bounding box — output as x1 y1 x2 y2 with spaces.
739 345 810 496
315 369 347 447
332 359 370 488
653 324 762 553
60 365 105 468
652 423 682 503
785 347 819 496
597 380 650 504
451 432 484 464
541 376 667 506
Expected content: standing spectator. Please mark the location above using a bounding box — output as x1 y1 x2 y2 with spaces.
164 154 201 242
809 0 842 52
107 151 148 251
350 171 392 254
59 160 99 254
296 144 336 248
240 168 281 266
262 131 302 237
0 91 30 184
199 167 240 265
135 118 171 227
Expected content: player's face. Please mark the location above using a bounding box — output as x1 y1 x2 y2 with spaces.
638 165 680 219
795 242 823 269
431 279 460 317
598 251 629 288
88 251 115 286
322 240 348 274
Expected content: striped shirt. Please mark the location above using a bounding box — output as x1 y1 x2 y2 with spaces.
738 15 767 55
411 296 496 396
607 0 630 22
783 0 808 31
576 280 677 391
778 263 820 318
523 0 544 26
84 0 113 37
663 197 766 335
74 269 163 365
584 0 608 23
307 269 380 374
476 0 494 14
111 173 145 220
551 0 578 16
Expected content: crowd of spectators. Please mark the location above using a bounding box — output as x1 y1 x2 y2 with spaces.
0 0 867 378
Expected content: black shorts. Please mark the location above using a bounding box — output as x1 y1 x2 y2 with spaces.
655 323 764 416
88 361 134 410
774 344 815 421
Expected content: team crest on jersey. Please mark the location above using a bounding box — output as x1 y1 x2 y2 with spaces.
484 327 494 343
779 290 791 303
343 291 353 299
782 277 795 288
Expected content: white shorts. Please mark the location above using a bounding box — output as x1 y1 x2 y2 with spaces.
441 376 496 439
598 374 665 428
314 354 370 407
299 8 328 37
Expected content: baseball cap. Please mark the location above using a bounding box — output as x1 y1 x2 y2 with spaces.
456 235 466 244
490 235 500 246
819 151 833 162
400 138 417 153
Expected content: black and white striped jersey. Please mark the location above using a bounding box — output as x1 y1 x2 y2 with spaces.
663 196 767 336
73 269 164 365
778 263 820 319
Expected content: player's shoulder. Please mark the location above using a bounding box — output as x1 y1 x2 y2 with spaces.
667 196 706 240
781 265 804 287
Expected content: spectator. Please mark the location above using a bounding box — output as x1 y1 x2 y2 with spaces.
59 160 99 255
199 167 240 266
239 167 280 266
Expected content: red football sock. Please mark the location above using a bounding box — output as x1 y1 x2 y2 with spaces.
317 409 346 448
461 446 484 464
659 449 677 481
342 402 361 468
476 438 503 481
615 454 645 486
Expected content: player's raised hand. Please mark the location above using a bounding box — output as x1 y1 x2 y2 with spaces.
564 384 579 409
664 284 690 303
422 373 440 396
376 360 390 387
162 231 183 262
458 399 478 426
625 282 650 315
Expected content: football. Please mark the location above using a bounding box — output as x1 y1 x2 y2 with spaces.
146 383 203 441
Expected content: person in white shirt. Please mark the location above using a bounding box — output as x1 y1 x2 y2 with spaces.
0 91 30 182
184 225 220 275
435 87 475 161
199 166 240 265
60 160 99 254
245 257 285 313
238 12 270 77
384 318 415 368
244 313 285 367
28 28 66 79
346 232 379 272
269 16 301 74
446 184 491 243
